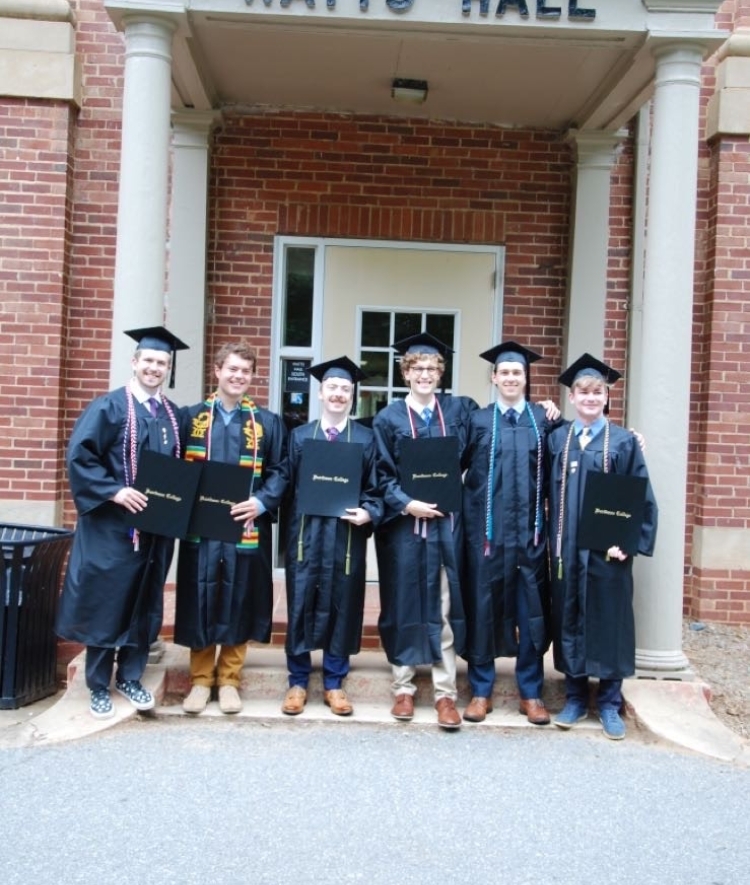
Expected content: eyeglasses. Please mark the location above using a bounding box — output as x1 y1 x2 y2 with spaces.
412 367 440 377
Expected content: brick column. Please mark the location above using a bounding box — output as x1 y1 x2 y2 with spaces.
0 2 78 525
690 28 750 622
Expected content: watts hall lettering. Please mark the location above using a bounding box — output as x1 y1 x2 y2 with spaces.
246 1 597 22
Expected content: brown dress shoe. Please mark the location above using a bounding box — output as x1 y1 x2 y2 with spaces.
463 696 494 723
324 688 353 716
281 685 307 716
435 697 461 730
519 698 551 725
390 693 414 720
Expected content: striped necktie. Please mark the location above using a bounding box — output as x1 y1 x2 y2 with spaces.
421 407 432 425
147 397 160 418
579 426 591 450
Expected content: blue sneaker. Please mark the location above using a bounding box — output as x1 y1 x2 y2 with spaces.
90 688 115 720
553 701 588 729
115 679 155 711
599 708 626 740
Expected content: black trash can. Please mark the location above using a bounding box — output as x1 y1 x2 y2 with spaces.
0 524 74 709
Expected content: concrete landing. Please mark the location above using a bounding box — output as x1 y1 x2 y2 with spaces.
1 643 748 767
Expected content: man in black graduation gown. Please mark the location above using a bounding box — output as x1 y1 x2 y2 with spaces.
176 342 287 715
461 342 562 725
547 354 658 740
373 333 477 730
57 326 188 719
281 356 383 717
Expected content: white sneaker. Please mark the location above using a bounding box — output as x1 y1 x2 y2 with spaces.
218 685 243 714
182 684 211 714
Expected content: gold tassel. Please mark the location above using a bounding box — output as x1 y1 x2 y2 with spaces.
345 524 352 576
297 515 305 562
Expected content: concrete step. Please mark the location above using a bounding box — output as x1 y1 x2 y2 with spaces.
5 643 746 768
156 643 568 727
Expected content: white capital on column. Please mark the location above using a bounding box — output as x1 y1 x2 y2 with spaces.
110 14 177 386
634 42 705 674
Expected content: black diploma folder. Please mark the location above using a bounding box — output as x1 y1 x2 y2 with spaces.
297 439 363 517
129 450 201 540
188 461 257 544
577 472 648 556
398 436 461 513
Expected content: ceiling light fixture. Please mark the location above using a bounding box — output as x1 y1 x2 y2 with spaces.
391 78 429 104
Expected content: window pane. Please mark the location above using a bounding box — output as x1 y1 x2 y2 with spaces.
283 247 315 347
360 350 389 386
426 314 455 348
361 311 391 347
426 315 455 390
394 312 422 342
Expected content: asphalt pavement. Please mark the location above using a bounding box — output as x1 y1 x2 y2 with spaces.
1 717 749 885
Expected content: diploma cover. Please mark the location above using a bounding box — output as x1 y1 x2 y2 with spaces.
188 461 256 544
297 439 363 517
398 436 461 513
129 450 201 539
577 472 648 555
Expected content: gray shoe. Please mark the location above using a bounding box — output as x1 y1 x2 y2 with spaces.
218 685 243 714
183 684 211 714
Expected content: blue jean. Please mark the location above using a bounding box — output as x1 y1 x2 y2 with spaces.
85 645 148 692
287 651 350 691
564 674 623 713
467 581 544 700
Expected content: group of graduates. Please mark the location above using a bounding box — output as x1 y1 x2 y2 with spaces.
56 327 657 740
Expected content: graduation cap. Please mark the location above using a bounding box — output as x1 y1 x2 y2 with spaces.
480 341 542 399
558 353 621 388
391 332 454 358
125 325 189 389
308 355 369 385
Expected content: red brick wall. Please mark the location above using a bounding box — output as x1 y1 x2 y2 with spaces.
688 137 750 622
207 113 575 406
61 2 125 524
604 131 635 428
681 0 750 623
0 98 75 511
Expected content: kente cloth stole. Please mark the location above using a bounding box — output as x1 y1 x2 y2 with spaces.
185 394 264 550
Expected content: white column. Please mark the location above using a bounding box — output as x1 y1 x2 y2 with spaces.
562 130 626 417
633 43 705 674
166 110 219 405
109 14 176 385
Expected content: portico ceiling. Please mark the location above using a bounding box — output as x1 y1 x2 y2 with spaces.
106 0 727 131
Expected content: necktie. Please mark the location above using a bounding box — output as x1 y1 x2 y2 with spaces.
579 426 591 450
421 407 432 425
506 409 517 426
147 397 160 418
326 426 339 442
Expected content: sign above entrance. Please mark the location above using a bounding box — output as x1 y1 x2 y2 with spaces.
245 1 596 23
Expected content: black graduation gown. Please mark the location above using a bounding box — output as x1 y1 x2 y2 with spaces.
461 402 560 664
284 420 384 658
56 387 180 648
174 404 287 648
547 422 658 680
373 395 477 667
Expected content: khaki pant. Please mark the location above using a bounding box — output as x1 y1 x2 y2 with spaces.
391 568 457 701
190 643 247 688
